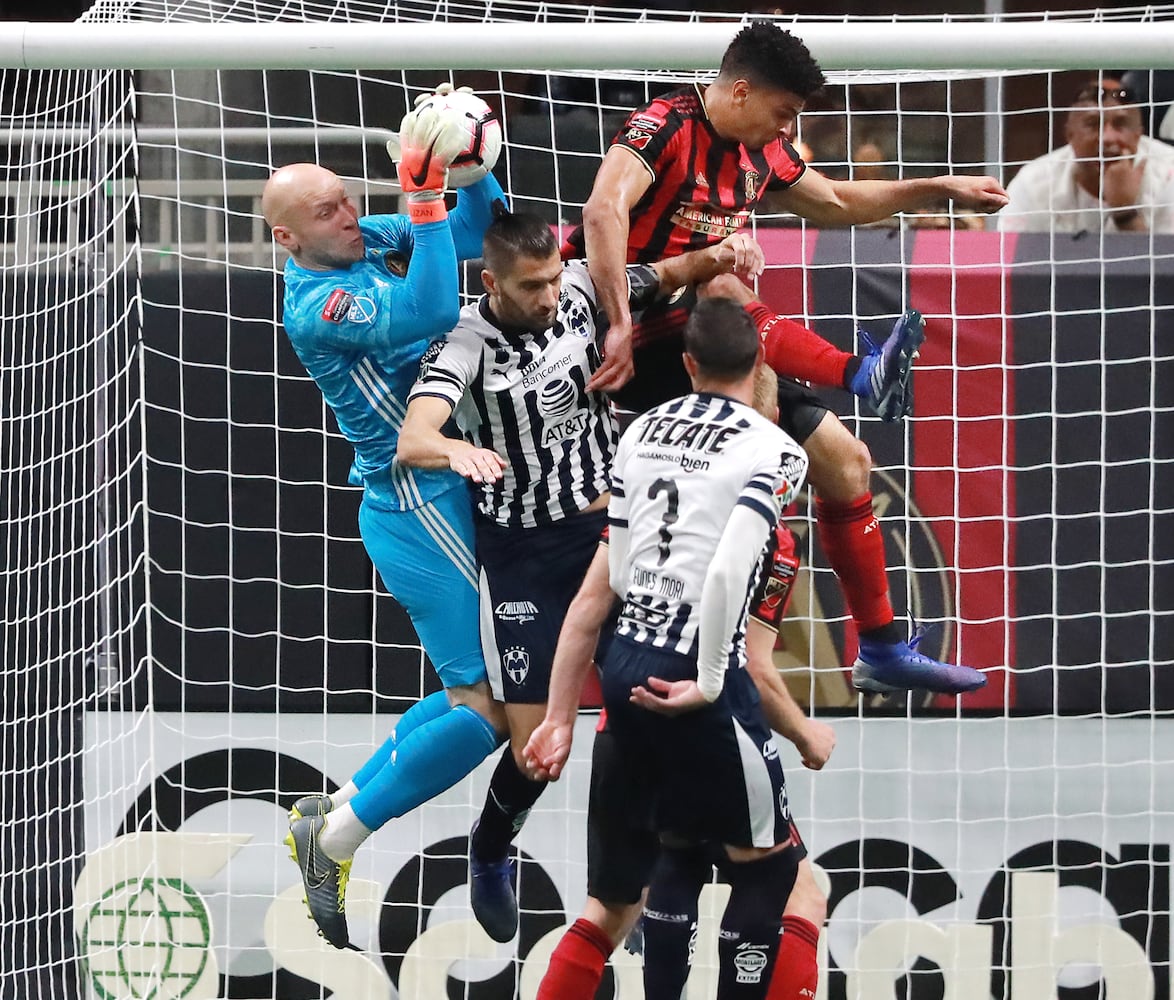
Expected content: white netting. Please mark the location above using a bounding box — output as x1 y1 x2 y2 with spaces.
2 2 1172 999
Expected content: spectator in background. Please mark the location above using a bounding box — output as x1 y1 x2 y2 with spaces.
1000 76 1174 233
1121 70 1174 145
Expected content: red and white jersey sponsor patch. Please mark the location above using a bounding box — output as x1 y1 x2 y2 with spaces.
627 113 664 132
321 288 354 323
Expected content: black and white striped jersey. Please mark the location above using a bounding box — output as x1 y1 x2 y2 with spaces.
609 391 809 660
409 259 658 528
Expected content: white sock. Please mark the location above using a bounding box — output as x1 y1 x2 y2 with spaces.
318 803 372 862
330 780 360 809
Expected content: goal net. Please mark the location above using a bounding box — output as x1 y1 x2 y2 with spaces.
3 2 1173 999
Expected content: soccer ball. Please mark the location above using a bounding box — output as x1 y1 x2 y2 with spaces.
417 90 503 189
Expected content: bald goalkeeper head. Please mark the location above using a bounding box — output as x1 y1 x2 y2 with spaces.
262 163 365 271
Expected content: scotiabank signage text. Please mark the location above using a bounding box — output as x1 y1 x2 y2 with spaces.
79 715 1171 999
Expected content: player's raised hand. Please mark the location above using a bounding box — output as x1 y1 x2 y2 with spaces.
713 232 765 279
523 720 574 782
943 174 1009 213
387 83 476 160
393 105 466 205
449 442 507 484
586 318 635 393
630 675 709 715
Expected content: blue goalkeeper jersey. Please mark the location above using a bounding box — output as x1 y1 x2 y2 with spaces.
281 175 504 511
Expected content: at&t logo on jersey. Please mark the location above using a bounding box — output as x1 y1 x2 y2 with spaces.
538 378 577 417
538 378 589 446
502 646 531 685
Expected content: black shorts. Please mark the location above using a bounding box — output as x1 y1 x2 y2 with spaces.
599 636 799 851
774 373 828 446
586 723 658 905
615 297 829 447
477 508 608 704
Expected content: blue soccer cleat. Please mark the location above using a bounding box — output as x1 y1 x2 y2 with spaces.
852 630 986 695
468 823 518 943
850 309 926 422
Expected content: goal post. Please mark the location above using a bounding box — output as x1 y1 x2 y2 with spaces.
4 20 1174 70
3 3 1173 999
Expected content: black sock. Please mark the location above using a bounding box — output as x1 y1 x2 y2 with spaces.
843 355 862 390
643 844 712 1000
471 747 546 861
715 849 798 1000
860 620 904 645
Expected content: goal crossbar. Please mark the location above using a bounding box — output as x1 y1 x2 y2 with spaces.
3 20 1174 71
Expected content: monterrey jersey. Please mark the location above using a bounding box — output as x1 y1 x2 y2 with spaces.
609 392 808 663
409 260 660 528
281 176 503 512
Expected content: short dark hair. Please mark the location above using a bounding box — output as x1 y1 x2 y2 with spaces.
482 208 558 275
684 298 759 380
719 21 825 99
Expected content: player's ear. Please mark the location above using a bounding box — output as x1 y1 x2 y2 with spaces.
482 268 497 295
731 78 751 106
682 351 700 380
271 225 297 252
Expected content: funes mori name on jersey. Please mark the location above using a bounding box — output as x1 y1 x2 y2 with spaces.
632 566 685 601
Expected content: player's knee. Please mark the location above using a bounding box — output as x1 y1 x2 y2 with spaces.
447 682 509 738
582 896 642 950
806 418 873 500
719 847 799 932
714 848 798 996
783 860 827 927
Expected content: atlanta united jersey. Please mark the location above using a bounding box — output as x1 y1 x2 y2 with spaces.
609 391 808 662
564 85 805 265
409 259 659 528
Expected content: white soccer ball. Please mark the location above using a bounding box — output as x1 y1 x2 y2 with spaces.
417 90 503 189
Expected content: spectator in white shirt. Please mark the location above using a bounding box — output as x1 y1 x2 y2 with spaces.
1000 77 1174 234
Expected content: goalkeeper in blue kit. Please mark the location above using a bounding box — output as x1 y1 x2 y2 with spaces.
263 90 508 949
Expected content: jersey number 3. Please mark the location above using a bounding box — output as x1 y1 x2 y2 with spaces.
648 477 679 567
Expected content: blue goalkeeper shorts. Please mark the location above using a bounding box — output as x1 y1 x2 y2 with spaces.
359 484 488 691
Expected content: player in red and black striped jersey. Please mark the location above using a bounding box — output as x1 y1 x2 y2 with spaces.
577 21 1007 405
574 22 996 699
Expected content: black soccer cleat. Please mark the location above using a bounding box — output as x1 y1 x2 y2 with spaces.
285 814 352 949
